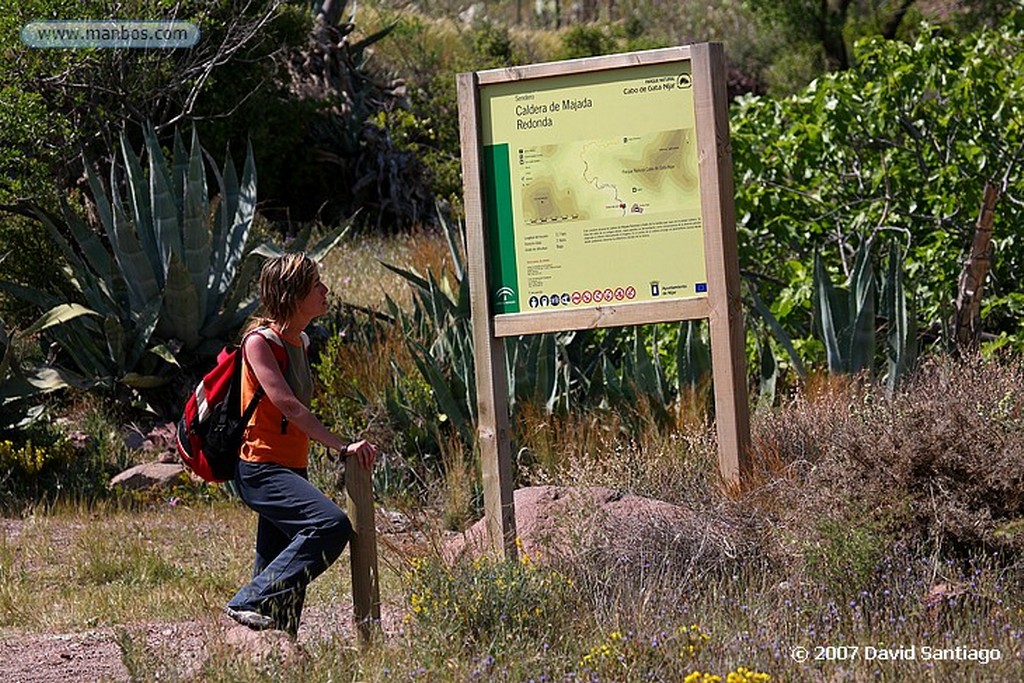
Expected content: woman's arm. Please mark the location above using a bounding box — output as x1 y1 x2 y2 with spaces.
244 334 377 468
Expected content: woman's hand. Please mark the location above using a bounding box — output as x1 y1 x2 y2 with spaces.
346 439 378 470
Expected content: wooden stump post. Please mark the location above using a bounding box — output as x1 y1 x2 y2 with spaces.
954 182 999 352
345 462 380 648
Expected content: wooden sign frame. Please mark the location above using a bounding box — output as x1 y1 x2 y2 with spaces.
458 43 750 558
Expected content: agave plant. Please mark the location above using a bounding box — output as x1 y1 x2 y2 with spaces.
880 242 918 393
374 209 705 456
0 302 98 431
89 124 260 352
813 242 876 375
381 248 476 448
810 239 916 387
0 124 349 393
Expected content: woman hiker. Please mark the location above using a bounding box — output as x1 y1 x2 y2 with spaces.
224 252 377 636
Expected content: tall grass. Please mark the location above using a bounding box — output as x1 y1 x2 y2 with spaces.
0 502 254 631
311 230 1023 680
319 228 454 312
5 231 1024 682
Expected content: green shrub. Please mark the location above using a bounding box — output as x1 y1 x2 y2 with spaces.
558 24 616 59
0 214 68 327
753 356 1024 559
803 515 894 596
312 324 457 498
0 85 65 206
404 551 580 651
0 426 97 513
472 21 515 63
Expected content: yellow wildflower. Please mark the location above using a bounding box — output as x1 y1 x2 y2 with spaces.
726 667 771 683
684 672 723 683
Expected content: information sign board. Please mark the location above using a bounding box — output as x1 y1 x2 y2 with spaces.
458 45 750 558
478 61 708 317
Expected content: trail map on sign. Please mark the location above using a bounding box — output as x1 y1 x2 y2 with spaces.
479 60 708 314
520 129 698 224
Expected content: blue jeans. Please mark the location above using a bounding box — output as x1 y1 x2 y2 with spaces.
228 461 352 634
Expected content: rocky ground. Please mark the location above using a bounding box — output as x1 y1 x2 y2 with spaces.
0 602 405 682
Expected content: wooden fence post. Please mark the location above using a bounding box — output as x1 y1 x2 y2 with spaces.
345 462 380 648
954 182 999 352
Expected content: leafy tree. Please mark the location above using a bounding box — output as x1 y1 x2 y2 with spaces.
732 15 1024 361
740 0 1015 93
0 0 292 204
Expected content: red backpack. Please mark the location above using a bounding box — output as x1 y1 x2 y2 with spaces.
176 327 287 482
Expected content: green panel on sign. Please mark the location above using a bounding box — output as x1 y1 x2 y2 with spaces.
482 144 519 314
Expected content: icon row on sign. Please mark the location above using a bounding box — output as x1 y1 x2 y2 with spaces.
528 286 636 309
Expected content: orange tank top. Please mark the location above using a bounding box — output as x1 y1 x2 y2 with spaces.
239 328 313 468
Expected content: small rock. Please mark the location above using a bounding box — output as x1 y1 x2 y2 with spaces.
123 428 150 451
221 624 299 664
376 508 413 534
458 2 484 24
146 422 178 448
157 450 179 464
110 462 187 491
444 485 741 571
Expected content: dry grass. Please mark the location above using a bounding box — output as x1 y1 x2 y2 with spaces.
319 229 454 312
517 398 719 506
0 502 242 632
749 355 1024 564
503 357 1024 682
8 226 1024 680
5 353 1024 681
0 499 407 635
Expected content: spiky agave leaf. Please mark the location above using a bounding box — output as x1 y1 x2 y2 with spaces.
159 252 200 349
181 126 212 324
107 158 161 311
207 141 257 315
120 130 161 285
847 241 876 374
813 250 846 372
145 124 182 276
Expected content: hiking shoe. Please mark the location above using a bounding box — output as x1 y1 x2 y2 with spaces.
224 605 275 631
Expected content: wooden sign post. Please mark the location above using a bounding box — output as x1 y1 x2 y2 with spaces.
458 43 750 559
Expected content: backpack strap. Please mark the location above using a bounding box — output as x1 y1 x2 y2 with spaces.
239 326 291 428
253 326 290 367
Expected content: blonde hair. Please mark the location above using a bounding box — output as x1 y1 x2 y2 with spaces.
257 252 319 325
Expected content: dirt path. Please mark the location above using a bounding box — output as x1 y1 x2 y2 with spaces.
0 604 403 682
1 620 209 682
0 511 426 681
